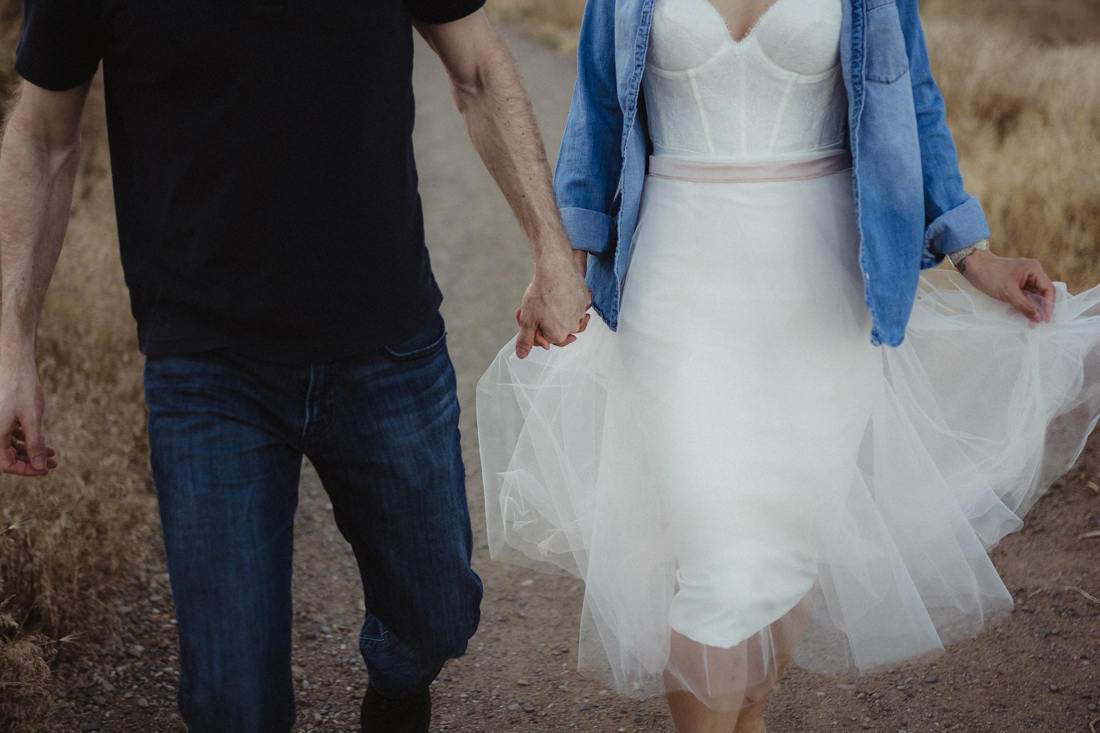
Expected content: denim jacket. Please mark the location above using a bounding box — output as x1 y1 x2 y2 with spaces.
554 0 990 347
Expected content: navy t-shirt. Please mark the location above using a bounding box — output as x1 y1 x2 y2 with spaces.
16 0 485 362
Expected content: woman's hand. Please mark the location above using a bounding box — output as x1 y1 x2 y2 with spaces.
955 249 1056 323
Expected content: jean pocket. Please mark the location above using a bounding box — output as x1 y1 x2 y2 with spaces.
864 2 910 85
380 313 447 363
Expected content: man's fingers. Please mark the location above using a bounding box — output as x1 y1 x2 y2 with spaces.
20 422 50 472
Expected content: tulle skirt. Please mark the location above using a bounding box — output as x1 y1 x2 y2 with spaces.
476 167 1100 710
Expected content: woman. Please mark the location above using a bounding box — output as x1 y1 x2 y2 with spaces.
477 0 1100 730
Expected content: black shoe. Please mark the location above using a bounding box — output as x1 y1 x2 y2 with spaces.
360 683 431 733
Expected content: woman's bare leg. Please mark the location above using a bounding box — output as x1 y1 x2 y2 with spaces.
666 688 741 733
665 590 816 733
733 591 815 733
664 629 745 733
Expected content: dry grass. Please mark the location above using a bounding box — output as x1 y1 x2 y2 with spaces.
1 3 155 730
922 12 1100 292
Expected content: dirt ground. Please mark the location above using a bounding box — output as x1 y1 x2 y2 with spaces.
42 23 1100 733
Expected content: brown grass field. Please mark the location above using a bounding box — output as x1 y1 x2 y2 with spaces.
1 0 1100 730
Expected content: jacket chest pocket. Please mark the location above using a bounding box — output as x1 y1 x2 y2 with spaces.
864 0 909 84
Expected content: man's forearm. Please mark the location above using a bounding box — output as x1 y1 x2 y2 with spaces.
0 82 86 357
444 30 566 257
417 13 589 355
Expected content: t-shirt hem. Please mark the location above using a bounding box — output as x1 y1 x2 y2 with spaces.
408 0 486 25
138 295 445 365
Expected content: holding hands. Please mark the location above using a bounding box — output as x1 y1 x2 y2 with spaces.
515 241 591 359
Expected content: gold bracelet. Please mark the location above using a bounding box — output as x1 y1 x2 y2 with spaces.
947 238 990 268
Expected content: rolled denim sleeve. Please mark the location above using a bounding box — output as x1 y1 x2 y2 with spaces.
897 0 991 262
560 207 616 255
553 0 623 255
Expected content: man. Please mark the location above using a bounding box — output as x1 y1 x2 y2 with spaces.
0 1 589 731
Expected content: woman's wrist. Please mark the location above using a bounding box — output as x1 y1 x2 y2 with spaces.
948 238 991 271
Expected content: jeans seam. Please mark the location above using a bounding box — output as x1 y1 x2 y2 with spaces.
302 363 317 446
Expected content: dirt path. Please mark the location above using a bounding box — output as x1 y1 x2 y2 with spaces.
46 27 1100 733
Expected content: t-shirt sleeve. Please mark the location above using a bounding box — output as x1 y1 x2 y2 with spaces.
404 0 486 25
15 0 105 91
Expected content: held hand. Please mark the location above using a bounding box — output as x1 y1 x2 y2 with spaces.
0 356 57 476
956 249 1056 323
515 245 592 359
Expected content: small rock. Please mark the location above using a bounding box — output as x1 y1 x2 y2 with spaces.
633 713 643 722
508 703 521 711
137 698 150 708
127 645 144 658
816 691 826 697
100 683 116 693
516 679 529 686
599 689 609 696
81 724 100 732
313 712 323 722
923 676 939 684
579 704 588 712
123 691 134 699
93 696 108 706
291 665 306 678
1049 684 1061 693
523 706 535 713
302 679 311 690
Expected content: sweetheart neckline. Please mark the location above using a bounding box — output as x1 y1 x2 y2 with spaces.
689 0 788 45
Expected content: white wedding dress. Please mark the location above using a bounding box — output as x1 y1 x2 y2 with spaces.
477 0 1100 709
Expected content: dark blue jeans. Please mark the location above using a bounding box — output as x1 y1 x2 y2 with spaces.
143 313 483 733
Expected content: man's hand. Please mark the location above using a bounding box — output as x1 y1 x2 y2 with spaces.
956 249 1056 323
515 242 591 358
0 353 57 476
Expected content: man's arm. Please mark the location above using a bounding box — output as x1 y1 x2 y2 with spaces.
0 80 91 475
414 10 590 359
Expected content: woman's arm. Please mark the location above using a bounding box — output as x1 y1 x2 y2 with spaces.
896 0 989 260
898 1 1055 320
553 0 625 257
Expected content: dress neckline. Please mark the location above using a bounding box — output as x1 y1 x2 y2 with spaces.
694 0 787 45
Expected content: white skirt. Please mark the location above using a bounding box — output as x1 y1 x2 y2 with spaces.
476 166 1100 709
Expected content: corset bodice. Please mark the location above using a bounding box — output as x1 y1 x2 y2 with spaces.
643 0 848 161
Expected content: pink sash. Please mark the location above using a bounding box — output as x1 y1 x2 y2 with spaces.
648 151 852 183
